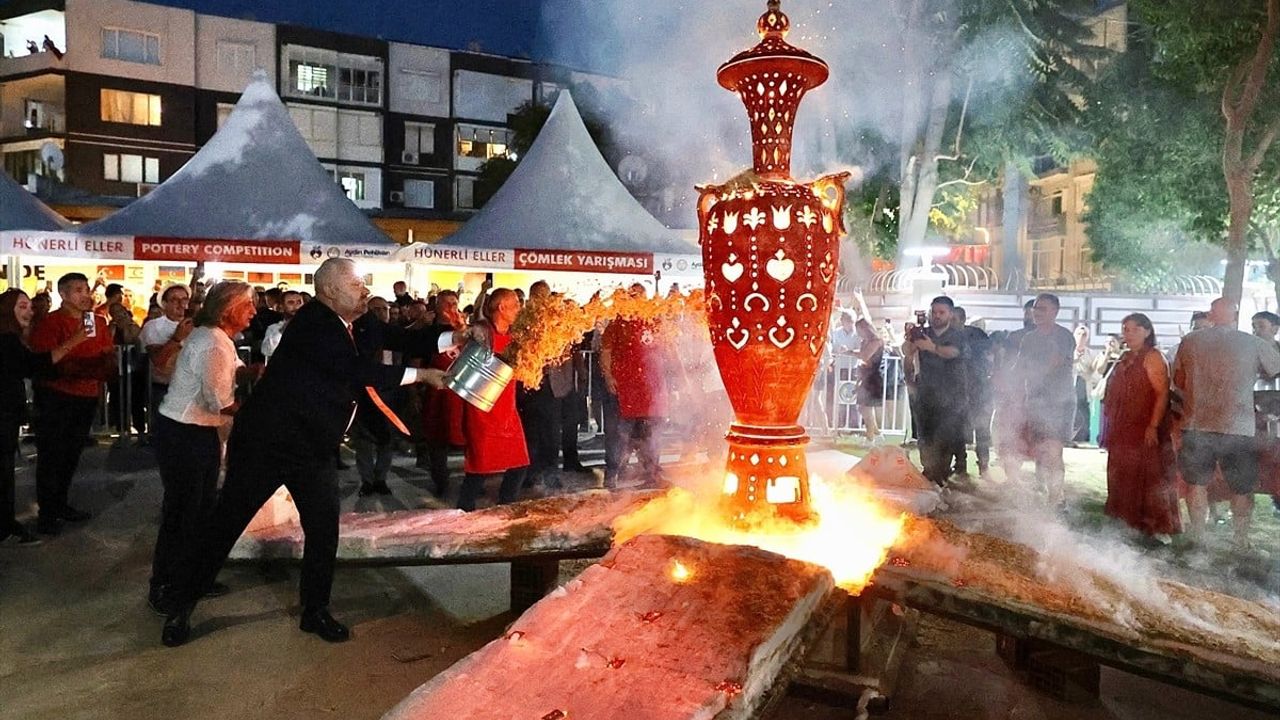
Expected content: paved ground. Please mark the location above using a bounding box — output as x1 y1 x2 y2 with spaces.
1 438 1277 720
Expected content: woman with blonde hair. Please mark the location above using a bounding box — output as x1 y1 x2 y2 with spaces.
148 281 257 612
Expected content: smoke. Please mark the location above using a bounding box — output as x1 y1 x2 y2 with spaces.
537 0 1045 231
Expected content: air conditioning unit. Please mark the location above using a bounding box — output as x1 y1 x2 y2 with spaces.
401 151 419 165
137 183 157 197
388 190 405 204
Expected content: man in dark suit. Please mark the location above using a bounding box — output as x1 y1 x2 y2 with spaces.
162 259 448 647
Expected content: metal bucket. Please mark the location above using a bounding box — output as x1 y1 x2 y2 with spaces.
445 341 514 412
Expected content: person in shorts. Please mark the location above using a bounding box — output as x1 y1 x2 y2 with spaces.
1173 297 1280 546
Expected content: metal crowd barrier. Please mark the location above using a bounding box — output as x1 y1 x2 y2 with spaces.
802 353 911 439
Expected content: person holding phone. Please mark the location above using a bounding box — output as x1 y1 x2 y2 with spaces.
29 273 115 535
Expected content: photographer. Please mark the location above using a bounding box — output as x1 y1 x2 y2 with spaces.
902 296 968 488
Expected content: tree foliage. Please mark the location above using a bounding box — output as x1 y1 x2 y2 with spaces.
1085 1 1280 297
473 95 612 209
852 0 1098 262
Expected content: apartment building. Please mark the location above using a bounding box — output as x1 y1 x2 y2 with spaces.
0 0 608 239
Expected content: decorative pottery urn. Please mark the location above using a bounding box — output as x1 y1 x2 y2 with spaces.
698 0 849 524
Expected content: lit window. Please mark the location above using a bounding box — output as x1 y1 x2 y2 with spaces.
102 28 160 65
101 89 162 126
283 45 381 105
456 124 513 161
337 171 365 201
103 154 119 181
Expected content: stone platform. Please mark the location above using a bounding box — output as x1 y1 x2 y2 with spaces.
382 534 837 720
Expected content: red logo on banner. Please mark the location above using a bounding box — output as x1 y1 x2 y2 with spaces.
513 248 653 275
133 237 301 264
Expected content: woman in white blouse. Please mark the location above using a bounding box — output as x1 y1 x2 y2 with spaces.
147 281 257 615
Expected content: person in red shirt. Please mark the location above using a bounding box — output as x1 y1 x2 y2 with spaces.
29 273 115 535
456 288 530 511
600 284 672 489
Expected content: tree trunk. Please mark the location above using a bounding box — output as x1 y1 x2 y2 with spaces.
897 70 953 255
1219 0 1280 309
1001 161 1028 289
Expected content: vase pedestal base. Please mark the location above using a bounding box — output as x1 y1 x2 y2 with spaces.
720 424 818 526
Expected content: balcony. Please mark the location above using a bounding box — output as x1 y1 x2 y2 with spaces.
1027 215 1066 239
0 50 65 78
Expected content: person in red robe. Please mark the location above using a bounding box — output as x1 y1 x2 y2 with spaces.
1102 313 1180 541
420 291 466 497
456 288 529 511
600 284 673 489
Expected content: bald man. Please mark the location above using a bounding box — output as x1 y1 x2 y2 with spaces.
1173 297 1280 546
161 259 451 647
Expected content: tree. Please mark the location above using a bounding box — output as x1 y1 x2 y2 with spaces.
1131 0 1280 306
886 0 1097 263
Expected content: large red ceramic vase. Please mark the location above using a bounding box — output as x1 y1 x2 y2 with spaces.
698 0 848 523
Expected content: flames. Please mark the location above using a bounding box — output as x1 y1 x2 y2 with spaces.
614 473 907 593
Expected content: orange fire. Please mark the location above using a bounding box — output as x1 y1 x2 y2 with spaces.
614 473 906 592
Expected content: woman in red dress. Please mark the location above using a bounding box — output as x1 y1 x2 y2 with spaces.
1102 313 1180 540
456 288 529 511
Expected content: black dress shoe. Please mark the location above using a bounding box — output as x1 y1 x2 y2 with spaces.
562 463 591 473
0 523 41 546
358 482 376 497
373 481 392 496
300 607 350 643
35 517 61 536
56 506 91 523
162 606 193 647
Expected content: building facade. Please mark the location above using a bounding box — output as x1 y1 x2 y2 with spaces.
0 0 610 241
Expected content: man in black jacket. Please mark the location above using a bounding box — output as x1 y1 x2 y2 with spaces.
162 259 447 647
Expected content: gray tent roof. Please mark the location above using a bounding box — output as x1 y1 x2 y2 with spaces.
443 92 694 254
82 72 391 245
0 170 69 231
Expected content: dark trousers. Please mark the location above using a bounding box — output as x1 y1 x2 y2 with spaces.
457 466 527 511
605 417 662 485
560 389 583 467
151 415 221 590
426 440 451 494
521 385 559 475
34 388 97 519
1072 376 1091 443
0 411 21 533
917 399 966 487
352 425 393 486
602 389 622 474
954 389 992 473
176 441 340 611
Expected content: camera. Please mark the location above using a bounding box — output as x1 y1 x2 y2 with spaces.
905 310 927 342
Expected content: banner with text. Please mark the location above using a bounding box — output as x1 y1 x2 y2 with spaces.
398 243 514 269
0 231 134 260
513 248 653 275
133 237 301 264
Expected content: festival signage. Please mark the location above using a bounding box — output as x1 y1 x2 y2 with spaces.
0 231 134 260
654 253 704 278
400 244 514 269
305 243 400 262
133 237 301 264
513 248 653 275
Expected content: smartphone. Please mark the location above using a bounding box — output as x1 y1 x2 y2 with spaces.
485 272 494 283
83 312 97 338
914 310 926 327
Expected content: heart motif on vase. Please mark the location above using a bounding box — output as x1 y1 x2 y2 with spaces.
766 249 794 282
722 258 744 283
819 264 834 284
726 325 749 350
